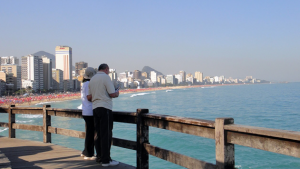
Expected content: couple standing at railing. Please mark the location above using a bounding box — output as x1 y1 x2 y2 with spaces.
80 63 120 167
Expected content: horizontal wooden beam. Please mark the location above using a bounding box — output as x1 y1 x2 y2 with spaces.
49 108 82 113
12 123 43 132
145 118 215 139
114 114 136 124
0 107 9 113
227 131 300 158
145 143 216 169
0 122 8 127
12 109 43 115
112 137 137 150
11 107 43 110
225 124 300 141
48 126 85 138
113 111 137 117
48 111 83 118
144 113 215 127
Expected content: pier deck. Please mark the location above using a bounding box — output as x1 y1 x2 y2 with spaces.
0 136 134 169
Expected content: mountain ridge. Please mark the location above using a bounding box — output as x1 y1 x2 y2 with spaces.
141 66 164 76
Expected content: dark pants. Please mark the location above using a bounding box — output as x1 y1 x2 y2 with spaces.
93 107 113 163
82 116 99 157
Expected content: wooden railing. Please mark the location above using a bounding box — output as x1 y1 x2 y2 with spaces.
1 105 300 169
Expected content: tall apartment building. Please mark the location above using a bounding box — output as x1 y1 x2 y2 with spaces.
150 71 157 82
109 69 118 81
1 65 21 91
141 72 148 79
179 70 186 83
75 61 88 75
55 46 72 89
195 71 203 83
0 71 14 95
21 55 43 91
41 56 52 90
166 75 175 84
1 56 19 65
133 70 141 79
52 69 64 91
175 74 183 84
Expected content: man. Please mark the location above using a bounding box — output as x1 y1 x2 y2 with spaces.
87 63 119 167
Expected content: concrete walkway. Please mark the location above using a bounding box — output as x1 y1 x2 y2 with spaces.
0 136 135 169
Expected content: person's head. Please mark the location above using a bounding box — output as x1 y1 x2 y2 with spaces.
98 63 109 74
83 67 96 82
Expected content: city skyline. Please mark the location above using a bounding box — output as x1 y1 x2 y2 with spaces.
1 1 299 82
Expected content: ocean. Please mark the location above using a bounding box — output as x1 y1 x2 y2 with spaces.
1 82 300 168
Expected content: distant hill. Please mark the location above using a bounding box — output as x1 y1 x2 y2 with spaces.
141 66 164 76
32 51 56 68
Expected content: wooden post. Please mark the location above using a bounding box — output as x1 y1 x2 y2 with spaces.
215 118 235 169
8 105 15 138
43 105 51 143
137 109 149 169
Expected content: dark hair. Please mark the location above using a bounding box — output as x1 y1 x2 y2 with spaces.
82 78 90 83
98 63 108 71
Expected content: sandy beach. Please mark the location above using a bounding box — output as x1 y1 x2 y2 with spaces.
0 83 246 107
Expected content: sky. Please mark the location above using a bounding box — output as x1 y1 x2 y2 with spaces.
0 0 299 82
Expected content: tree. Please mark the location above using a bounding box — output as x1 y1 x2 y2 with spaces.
25 86 32 94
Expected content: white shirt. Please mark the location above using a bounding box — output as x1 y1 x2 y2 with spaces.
81 81 93 116
88 72 115 110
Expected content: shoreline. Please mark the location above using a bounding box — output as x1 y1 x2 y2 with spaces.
0 83 262 107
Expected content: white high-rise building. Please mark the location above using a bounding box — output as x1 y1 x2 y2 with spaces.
1 56 19 65
175 74 183 84
179 70 186 83
41 56 52 90
166 75 175 84
150 71 157 82
109 69 118 81
21 55 43 91
55 46 72 89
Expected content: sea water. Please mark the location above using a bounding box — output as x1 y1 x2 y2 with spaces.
1 83 300 168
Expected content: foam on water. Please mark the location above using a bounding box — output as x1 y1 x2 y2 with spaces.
130 93 150 97
0 128 8 133
18 114 42 118
16 120 34 123
77 104 82 109
166 90 173 92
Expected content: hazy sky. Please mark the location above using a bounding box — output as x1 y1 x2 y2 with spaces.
1 1 299 82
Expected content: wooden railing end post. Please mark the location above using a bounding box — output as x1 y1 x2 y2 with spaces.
8 105 15 138
137 109 149 169
43 105 51 143
215 117 235 169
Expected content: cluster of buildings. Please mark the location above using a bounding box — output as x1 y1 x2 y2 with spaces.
0 45 267 96
115 70 265 89
0 46 82 96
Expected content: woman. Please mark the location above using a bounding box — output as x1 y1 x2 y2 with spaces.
80 67 98 160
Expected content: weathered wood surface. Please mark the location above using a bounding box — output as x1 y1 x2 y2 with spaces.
112 137 137 150
0 122 8 128
215 118 234 169
137 109 149 169
144 143 216 169
0 107 9 113
144 113 215 127
0 136 135 169
225 124 300 141
11 109 42 115
145 118 215 139
227 131 300 158
48 110 83 118
12 123 43 132
48 126 86 139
